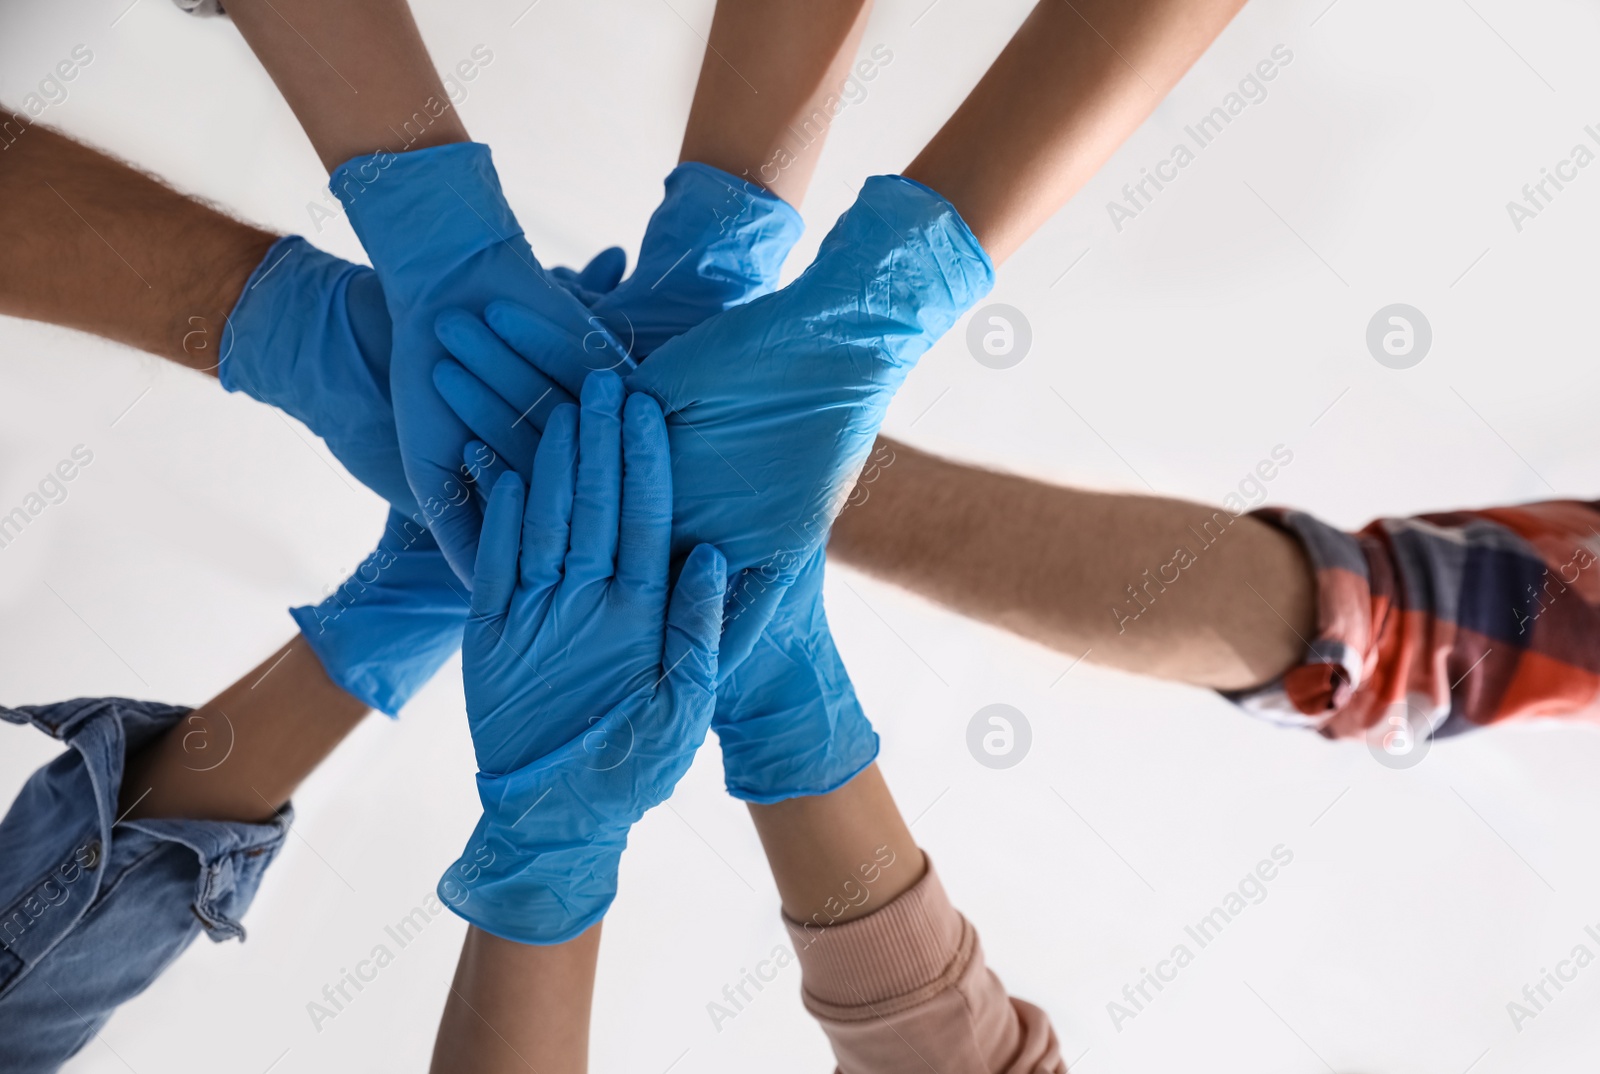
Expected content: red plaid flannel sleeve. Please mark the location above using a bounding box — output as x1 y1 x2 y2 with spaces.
1226 500 1600 741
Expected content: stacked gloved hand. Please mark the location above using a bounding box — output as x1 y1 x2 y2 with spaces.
440 373 726 943
332 141 634 584
431 163 892 805
216 156 787 720
441 175 994 667
437 173 993 808
222 145 989 941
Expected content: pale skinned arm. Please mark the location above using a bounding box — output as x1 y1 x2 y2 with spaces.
830 437 1314 691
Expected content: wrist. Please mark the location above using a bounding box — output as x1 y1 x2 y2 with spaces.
170 224 278 374
120 638 367 823
332 142 522 284
747 765 924 926
290 513 467 717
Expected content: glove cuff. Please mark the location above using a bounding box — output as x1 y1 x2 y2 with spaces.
591 163 803 358
219 236 369 404
716 673 880 804
440 757 633 945
439 832 621 946
807 174 996 360
715 552 881 803
651 162 803 293
331 142 526 289
290 513 466 716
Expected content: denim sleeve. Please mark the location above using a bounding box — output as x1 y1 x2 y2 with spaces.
0 698 289 1073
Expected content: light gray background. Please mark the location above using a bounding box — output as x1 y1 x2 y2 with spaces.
2 0 1598 1070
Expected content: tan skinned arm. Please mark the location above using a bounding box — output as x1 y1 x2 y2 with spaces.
429 924 601 1074
0 123 275 370
223 0 469 172
118 636 369 823
831 437 1314 690
903 0 1249 262
679 0 874 205
747 764 925 927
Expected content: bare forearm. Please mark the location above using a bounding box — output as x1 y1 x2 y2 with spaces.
829 437 1313 690
225 0 468 172
904 0 1246 261
430 924 600 1074
680 0 874 205
747 764 924 928
119 636 369 823
0 123 274 369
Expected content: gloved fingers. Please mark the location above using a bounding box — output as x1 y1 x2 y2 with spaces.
380 507 439 554
416 458 483 586
480 300 588 397
545 264 599 307
715 570 793 676
615 393 672 609
470 472 526 626
463 440 510 512
434 360 542 475
662 543 727 701
485 299 635 399
575 246 627 295
436 308 574 432
563 372 626 585
520 403 578 596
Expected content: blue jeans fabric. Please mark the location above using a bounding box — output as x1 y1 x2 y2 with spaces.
0 698 288 1072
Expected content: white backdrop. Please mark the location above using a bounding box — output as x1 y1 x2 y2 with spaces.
3 0 1600 1071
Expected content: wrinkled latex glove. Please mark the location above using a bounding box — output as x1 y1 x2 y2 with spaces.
218 236 414 514
574 163 803 359
433 173 879 800
289 510 470 716
455 397 875 802
441 371 725 944
331 141 629 583
545 245 627 307
438 174 994 676
712 548 876 801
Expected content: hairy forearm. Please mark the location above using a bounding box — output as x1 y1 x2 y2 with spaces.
829 437 1313 690
904 0 1246 261
430 924 600 1074
0 123 274 369
680 0 875 205
747 765 924 928
119 636 369 823
226 0 468 172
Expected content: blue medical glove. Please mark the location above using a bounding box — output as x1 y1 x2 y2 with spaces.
546 245 627 307
430 175 908 802
576 163 803 359
441 387 876 802
441 372 725 944
289 510 469 716
712 548 877 802
443 174 994 672
331 141 629 583
217 236 414 514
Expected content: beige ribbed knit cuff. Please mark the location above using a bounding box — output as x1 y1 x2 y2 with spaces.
783 857 971 1015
